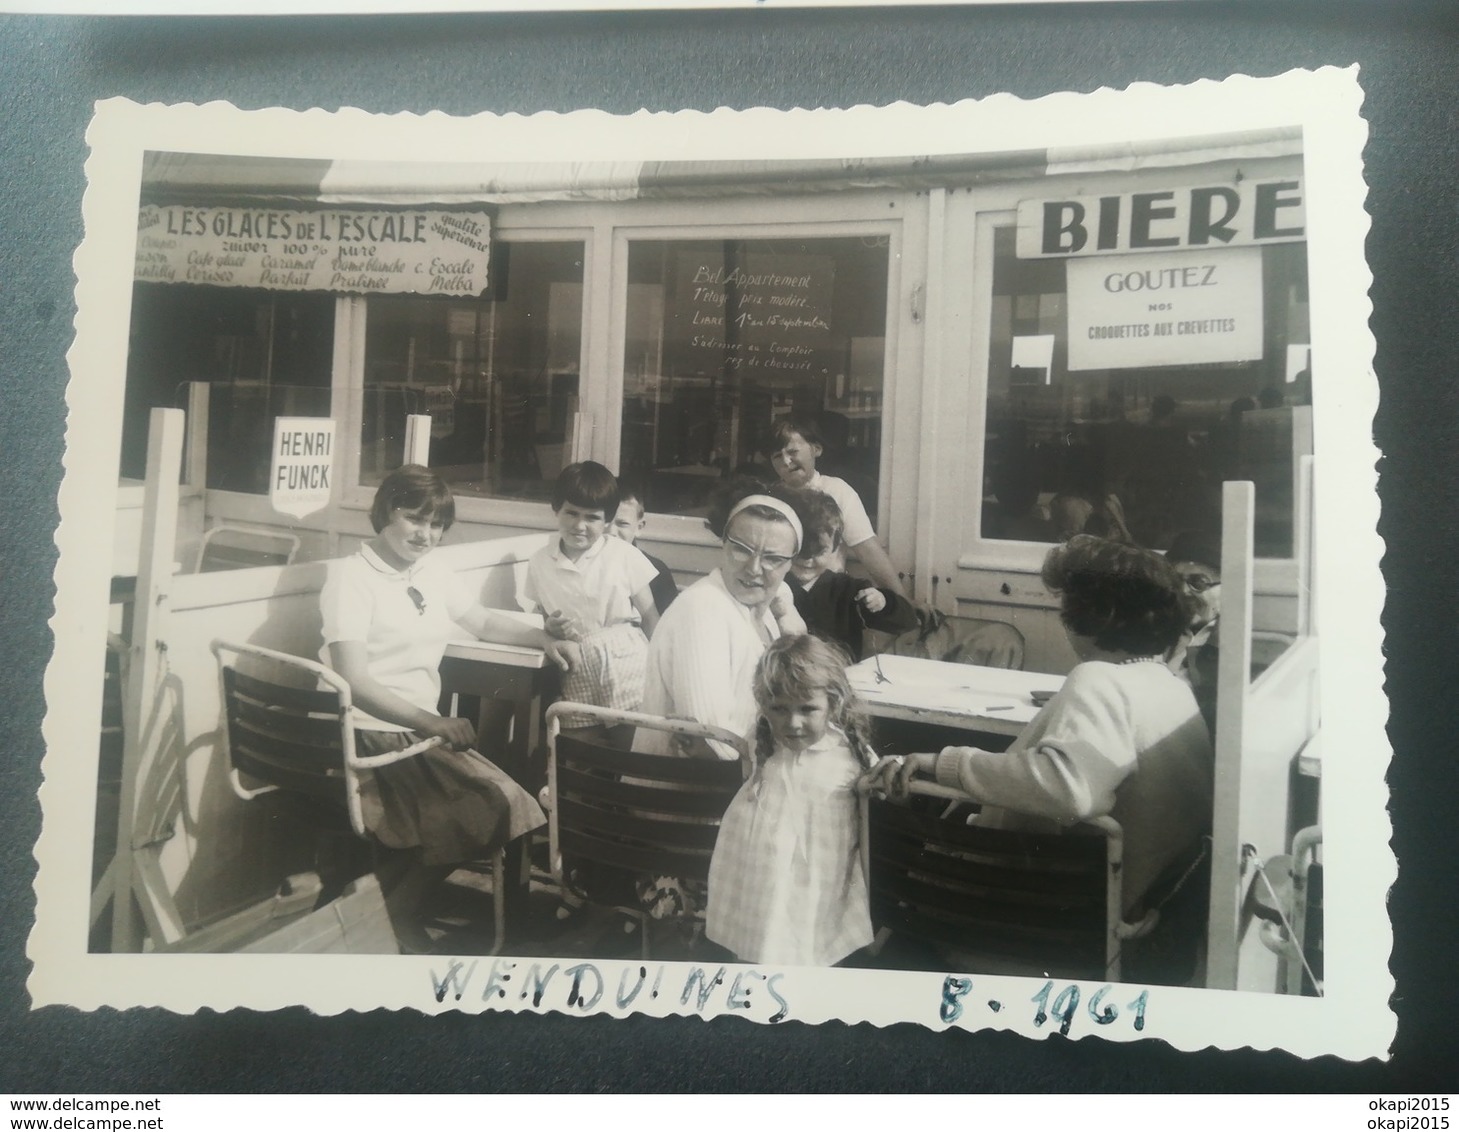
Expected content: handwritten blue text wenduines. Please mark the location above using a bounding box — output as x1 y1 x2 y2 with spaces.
430 959 790 1023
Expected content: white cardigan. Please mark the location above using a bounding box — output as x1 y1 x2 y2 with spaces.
934 658 1214 913
635 569 779 759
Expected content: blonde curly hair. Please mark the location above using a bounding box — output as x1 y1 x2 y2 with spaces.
750 634 877 771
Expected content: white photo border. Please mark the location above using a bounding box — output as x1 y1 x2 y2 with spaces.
32 68 1391 1059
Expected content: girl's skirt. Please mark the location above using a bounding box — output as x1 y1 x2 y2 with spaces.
355 730 545 866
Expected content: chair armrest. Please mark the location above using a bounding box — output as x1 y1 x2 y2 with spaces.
853 770 981 804
545 701 750 761
348 735 444 770
1115 909 1160 940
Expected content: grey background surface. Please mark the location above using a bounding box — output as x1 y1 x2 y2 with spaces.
2 3 1454 1092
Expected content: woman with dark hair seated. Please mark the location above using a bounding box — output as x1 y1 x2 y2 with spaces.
321 464 577 947
877 535 1214 983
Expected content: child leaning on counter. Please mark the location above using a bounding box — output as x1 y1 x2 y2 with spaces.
522 460 661 746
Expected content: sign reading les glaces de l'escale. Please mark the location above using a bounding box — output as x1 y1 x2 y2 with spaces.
134 204 492 296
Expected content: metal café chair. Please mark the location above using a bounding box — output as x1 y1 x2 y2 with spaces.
859 775 1158 983
211 638 508 955
544 702 752 960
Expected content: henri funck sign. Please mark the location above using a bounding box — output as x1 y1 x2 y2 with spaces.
1015 179 1305 259
270 418 336 519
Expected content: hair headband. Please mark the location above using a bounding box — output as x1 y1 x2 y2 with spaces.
726 494 803 552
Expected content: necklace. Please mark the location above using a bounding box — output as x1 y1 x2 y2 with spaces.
1118 655 1164 666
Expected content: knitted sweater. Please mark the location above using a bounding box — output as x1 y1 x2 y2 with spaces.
933 659 1213 913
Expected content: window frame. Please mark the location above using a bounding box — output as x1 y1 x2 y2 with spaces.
598 192 916 554
336 222 597 530
947 160 1309 599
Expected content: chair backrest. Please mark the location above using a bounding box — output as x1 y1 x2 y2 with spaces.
545 703 750 911
884 611 1026 671
197 524 302 573
865 782 1124 981
212 640 358 829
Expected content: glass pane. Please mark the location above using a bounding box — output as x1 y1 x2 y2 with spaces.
197 382 333 494
361 241 585 502
620 236 889 520
982 226 1309 557
124 284 334 486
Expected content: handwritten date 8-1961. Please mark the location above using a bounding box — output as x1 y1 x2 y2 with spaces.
941 976 1150 1036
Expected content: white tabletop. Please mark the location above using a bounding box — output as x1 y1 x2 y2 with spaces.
443 609 548 670
847 654 1063 737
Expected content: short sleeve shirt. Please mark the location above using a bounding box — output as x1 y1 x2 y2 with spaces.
521 534 657 633
807 472 875 547
320 544 474 731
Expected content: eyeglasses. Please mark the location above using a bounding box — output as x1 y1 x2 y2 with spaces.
1178 572 1220 594
724 535 793 572
407 585 426 615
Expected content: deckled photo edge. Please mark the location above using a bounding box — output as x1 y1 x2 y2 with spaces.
32 69 1390 1059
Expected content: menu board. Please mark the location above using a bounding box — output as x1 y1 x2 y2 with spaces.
667 251 835 381
134 204 492 295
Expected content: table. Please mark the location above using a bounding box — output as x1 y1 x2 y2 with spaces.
438 614 552 786
846 653 1063 739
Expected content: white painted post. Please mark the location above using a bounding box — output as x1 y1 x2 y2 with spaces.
568 409 593 462
1295 454 1316 637
1205 480 1256 990
184 381 210 489
403 413 432 466
111 407 188 952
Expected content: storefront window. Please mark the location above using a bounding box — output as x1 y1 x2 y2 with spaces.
361 241 584 502
619 236 889 520
124 284 334 491
981 225 1310 558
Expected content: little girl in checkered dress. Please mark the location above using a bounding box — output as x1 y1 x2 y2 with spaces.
706 634 875 967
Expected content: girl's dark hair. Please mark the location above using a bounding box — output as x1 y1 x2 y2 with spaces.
552 460 621 516
370 465 455 534
1042 534 1194 656
1165 529 1222 573
782 487 844 554
704 474 770 538
705 476 814 553
763 414 824 455
750 634 877 771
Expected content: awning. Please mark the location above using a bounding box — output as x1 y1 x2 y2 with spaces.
139 127 1302 207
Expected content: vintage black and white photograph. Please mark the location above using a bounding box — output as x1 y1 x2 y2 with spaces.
30 72 1389 1054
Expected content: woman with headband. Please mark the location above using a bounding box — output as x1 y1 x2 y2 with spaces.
634 479 810 761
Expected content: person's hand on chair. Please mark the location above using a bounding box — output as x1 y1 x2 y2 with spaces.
423 713 478 750
870 752 935 799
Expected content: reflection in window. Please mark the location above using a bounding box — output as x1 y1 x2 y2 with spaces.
362 241 585 501
620 236 889 520
981 226 1309 557
124 284 335 492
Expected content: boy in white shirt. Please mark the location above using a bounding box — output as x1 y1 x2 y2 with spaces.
763 414 906 599
523 461 660 744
